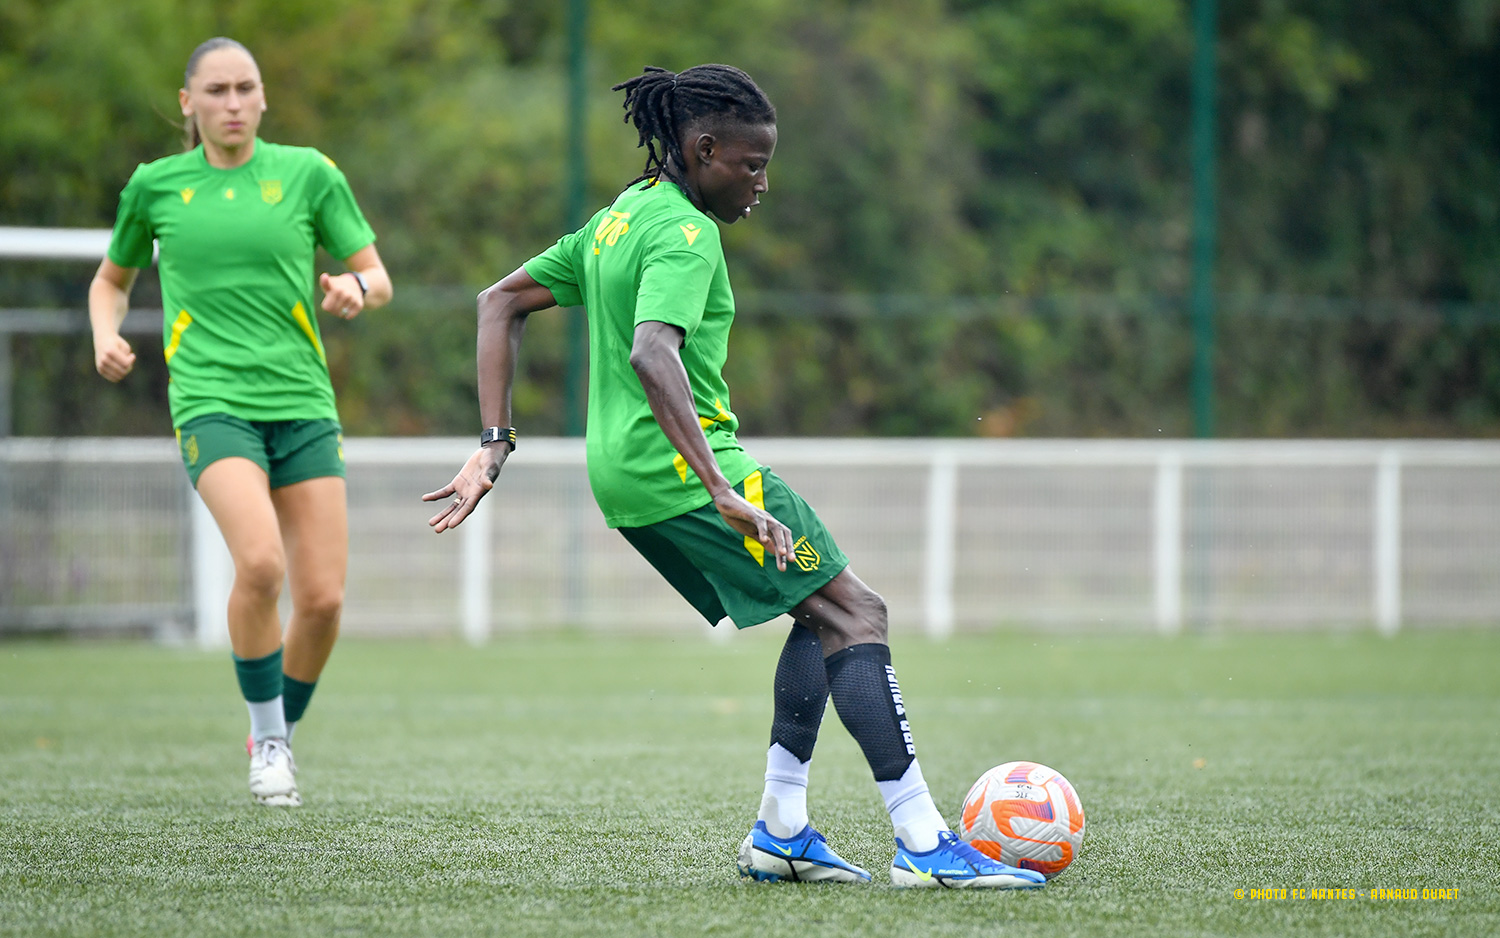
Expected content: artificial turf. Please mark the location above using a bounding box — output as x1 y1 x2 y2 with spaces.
1 629 1495 937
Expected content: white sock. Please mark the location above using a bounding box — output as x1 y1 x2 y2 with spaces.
286 720 297 743
247 697 288 743
879 760 949 852
758 743 811 838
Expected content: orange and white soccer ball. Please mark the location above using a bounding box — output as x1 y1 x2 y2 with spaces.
957 761 1085 879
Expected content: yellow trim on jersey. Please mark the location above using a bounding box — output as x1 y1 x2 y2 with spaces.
290 301 327 364
673 452 690 483
742 469 766 566
699 397 732 430
163 310 193 363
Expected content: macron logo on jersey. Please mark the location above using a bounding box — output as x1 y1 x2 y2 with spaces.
680 223 701 246
180 188 195 204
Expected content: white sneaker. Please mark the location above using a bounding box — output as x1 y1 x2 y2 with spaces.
248 736 301 807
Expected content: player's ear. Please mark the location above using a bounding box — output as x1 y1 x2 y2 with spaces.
693 133 715 164
179 88 192 118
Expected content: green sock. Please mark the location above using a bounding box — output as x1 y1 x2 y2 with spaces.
233 648 284 703
283 674 317 724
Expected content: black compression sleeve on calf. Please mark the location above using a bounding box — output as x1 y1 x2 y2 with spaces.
769 623 829 763
824 642 916 783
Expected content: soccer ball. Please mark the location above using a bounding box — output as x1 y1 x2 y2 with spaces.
956 761 1085 879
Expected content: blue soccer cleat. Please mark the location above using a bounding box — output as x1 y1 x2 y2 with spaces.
890 831 1047 889
737 821 872 883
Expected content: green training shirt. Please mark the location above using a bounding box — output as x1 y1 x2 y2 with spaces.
107 139 376 426
525 179 759 528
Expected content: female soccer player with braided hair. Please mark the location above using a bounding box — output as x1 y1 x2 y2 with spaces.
426 64 1042 888
90 37 392 807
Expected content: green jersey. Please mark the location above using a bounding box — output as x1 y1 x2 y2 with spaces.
107 140 376 426
525 179 759 528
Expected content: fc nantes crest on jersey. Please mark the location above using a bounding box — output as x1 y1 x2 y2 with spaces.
106 140 376 427
524 179 758 529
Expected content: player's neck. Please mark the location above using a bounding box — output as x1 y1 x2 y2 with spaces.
663 160 706 214
203 137 256 170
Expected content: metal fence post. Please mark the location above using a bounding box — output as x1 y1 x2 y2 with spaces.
461 494 492 645
923 448 958 639
1374 449 1402 635
190 484 233 648
1154 450 1184 635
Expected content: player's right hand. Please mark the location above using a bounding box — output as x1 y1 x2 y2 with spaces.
712 490 795 572
423 446 504 533
93 333 136 382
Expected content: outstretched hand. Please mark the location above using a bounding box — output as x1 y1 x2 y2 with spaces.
712 489 794 572
423 447 504 532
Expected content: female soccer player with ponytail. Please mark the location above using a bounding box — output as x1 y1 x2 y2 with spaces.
426 64 1042 888
90 37 392 806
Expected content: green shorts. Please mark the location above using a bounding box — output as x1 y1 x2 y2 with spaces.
618 468 849 629
176 414 345 489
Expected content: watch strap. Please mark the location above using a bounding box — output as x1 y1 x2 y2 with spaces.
480 426 517 449
346 270 369 295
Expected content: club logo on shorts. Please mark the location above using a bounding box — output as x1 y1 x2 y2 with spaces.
260 180 282 204
184 435 199 467
792 536 821 573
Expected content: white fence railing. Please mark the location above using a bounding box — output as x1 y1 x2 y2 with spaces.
3 437 1498 641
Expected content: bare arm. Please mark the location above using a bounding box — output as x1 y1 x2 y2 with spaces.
630 321 794 571
89 258 139 382
320 243 394 319
424 266 559 532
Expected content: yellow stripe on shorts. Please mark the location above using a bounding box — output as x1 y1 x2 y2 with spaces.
742 470 765 566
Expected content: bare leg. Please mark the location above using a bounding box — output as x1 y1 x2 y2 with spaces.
790 568 888 657
270 476 348 685
196 458 285 659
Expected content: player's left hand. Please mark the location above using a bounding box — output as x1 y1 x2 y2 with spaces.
319 272 364 320
712 490 795 572
423 446 505 533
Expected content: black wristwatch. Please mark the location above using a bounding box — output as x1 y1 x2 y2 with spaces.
346 270 369 295
480 426 517 450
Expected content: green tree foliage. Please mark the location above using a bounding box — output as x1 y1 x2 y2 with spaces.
2 0 1497 437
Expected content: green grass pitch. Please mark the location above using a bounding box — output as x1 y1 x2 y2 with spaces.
1 629 1496 937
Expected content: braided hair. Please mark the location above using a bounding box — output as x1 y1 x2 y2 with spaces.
612 65 776 185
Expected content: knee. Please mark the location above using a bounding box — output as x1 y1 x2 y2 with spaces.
298 585 344 627
851 587 889 644
234 550 285 601
821 585 887 647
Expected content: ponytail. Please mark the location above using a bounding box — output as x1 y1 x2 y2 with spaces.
612 64 775 185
